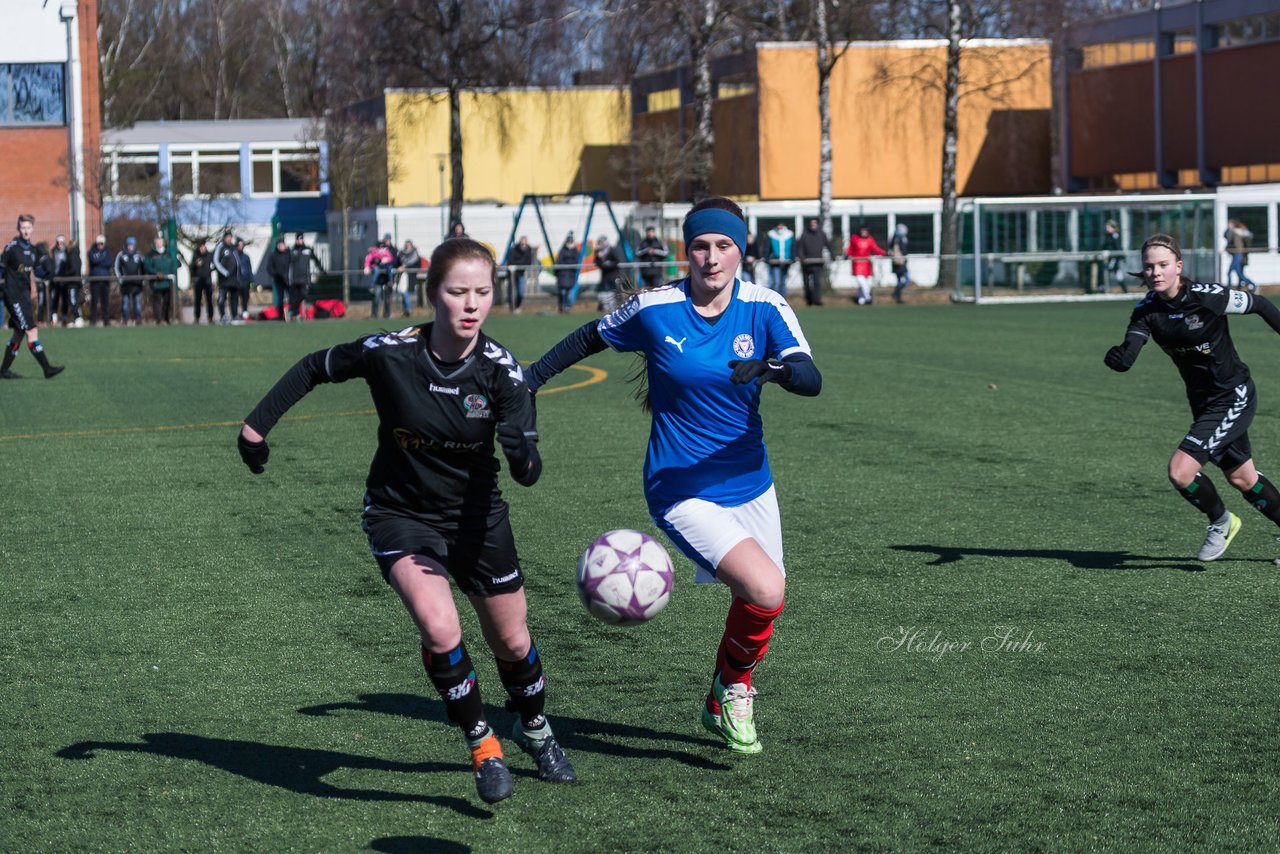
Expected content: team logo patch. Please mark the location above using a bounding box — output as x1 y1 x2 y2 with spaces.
464 393 491 419
1184 314 1204 331
732 334 755 358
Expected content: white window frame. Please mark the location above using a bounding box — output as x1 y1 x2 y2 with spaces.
249 143 322 198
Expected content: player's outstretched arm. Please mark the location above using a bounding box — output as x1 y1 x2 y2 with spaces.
1104 332 1147 372
238 350 332 473
526 321 608 392
1246 293 1280 335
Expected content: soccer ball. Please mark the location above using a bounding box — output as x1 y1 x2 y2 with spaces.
576 529 674 625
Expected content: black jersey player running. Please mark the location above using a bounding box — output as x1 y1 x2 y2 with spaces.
1105 233 1280 562
1 214 63 379
237 238 574 805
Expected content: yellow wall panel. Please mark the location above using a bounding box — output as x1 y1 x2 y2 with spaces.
386 88 631 206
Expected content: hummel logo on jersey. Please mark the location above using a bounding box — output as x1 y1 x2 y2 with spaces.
483 340 525 383
1191 283 1225 295
664 335 687 353
430 382 459 395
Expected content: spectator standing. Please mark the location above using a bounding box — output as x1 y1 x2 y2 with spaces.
1102 220 1128 295
34 241 51 323
190 241 215 324
742 232 759 284
888 223 911 304
555 234 578 313
363 242 394 319
213 232 240 324
637 227 669 289
49 234 83 326
450 221 468 239
796 219 832 307
397 239 422 317
266 237 290 318
87 234 113 326
593 235 626 312
114 237 145 325
763 222 794 296
235 238 254 321
288 233 325 321
144 237 179 324
845 224 886 306
1225 219 1257 292
505 236 535 314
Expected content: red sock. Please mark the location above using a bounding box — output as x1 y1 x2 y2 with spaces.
706 598 783 714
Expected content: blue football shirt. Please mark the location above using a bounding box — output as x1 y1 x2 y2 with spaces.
597 278 812 515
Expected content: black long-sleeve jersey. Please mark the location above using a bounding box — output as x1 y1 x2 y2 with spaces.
2 237 43 291
246 324 537 524
1116 283 1280 404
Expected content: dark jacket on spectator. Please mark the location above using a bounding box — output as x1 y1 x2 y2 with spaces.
796 227 832 269
145 248 179 291
267 247 290 287
88 243 112 279
114 248 145 284
287 245 324 285
190 247 213 284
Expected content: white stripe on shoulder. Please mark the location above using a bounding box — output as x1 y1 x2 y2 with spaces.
736 280 813 356
598 283 686 334
361 327 420 350
483 338 526 384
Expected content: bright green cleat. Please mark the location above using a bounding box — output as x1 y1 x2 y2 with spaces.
701 677 762 754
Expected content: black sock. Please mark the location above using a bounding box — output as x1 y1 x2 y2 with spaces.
422 643 488 741
1239 472 1280 525
28 340 51 370
496 643 546 731
1 341 17 373
1178 472 1227 521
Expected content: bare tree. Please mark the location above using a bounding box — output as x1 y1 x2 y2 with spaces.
98 0 169 127
618 124 708 221
364 0 567 227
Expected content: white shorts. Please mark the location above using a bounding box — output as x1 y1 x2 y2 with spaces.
655 486 785 584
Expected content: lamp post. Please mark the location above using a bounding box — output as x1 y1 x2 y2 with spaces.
434 153 447 239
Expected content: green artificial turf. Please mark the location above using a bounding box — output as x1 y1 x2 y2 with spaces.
2 302 1279 852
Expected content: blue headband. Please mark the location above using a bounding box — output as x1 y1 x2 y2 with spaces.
683 208 746 258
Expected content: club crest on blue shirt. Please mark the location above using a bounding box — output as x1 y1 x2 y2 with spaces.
464 394 491 419
732 334 755 358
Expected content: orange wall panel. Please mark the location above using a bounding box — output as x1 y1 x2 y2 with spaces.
756 43 1051 200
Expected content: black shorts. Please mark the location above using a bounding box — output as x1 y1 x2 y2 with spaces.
4 285 33 331
1179 382 1256 470
361 497 524 597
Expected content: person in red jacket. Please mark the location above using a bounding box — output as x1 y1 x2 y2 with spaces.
845 224 886 305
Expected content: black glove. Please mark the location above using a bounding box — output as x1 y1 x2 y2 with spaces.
728 358 792 387
496 421 534 472
238 433 269 474
1104 345 1131 373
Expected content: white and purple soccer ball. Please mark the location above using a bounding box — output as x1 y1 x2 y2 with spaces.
576 529 674 625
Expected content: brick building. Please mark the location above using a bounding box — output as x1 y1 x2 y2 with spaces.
0 1 101 247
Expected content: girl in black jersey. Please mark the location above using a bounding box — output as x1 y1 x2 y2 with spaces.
237 239 575 805
1105 233 1280 563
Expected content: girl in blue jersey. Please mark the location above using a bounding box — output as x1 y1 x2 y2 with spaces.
526 197 822 753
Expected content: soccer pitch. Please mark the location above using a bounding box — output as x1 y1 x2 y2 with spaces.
3 301 1279 851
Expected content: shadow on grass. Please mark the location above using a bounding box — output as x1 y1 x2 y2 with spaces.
370 837 470 853
891 544 1205 573
56 733 490 818
300 692 731 771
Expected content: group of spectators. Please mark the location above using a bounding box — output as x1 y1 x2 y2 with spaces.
745 219 913 306
0 230 328 327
